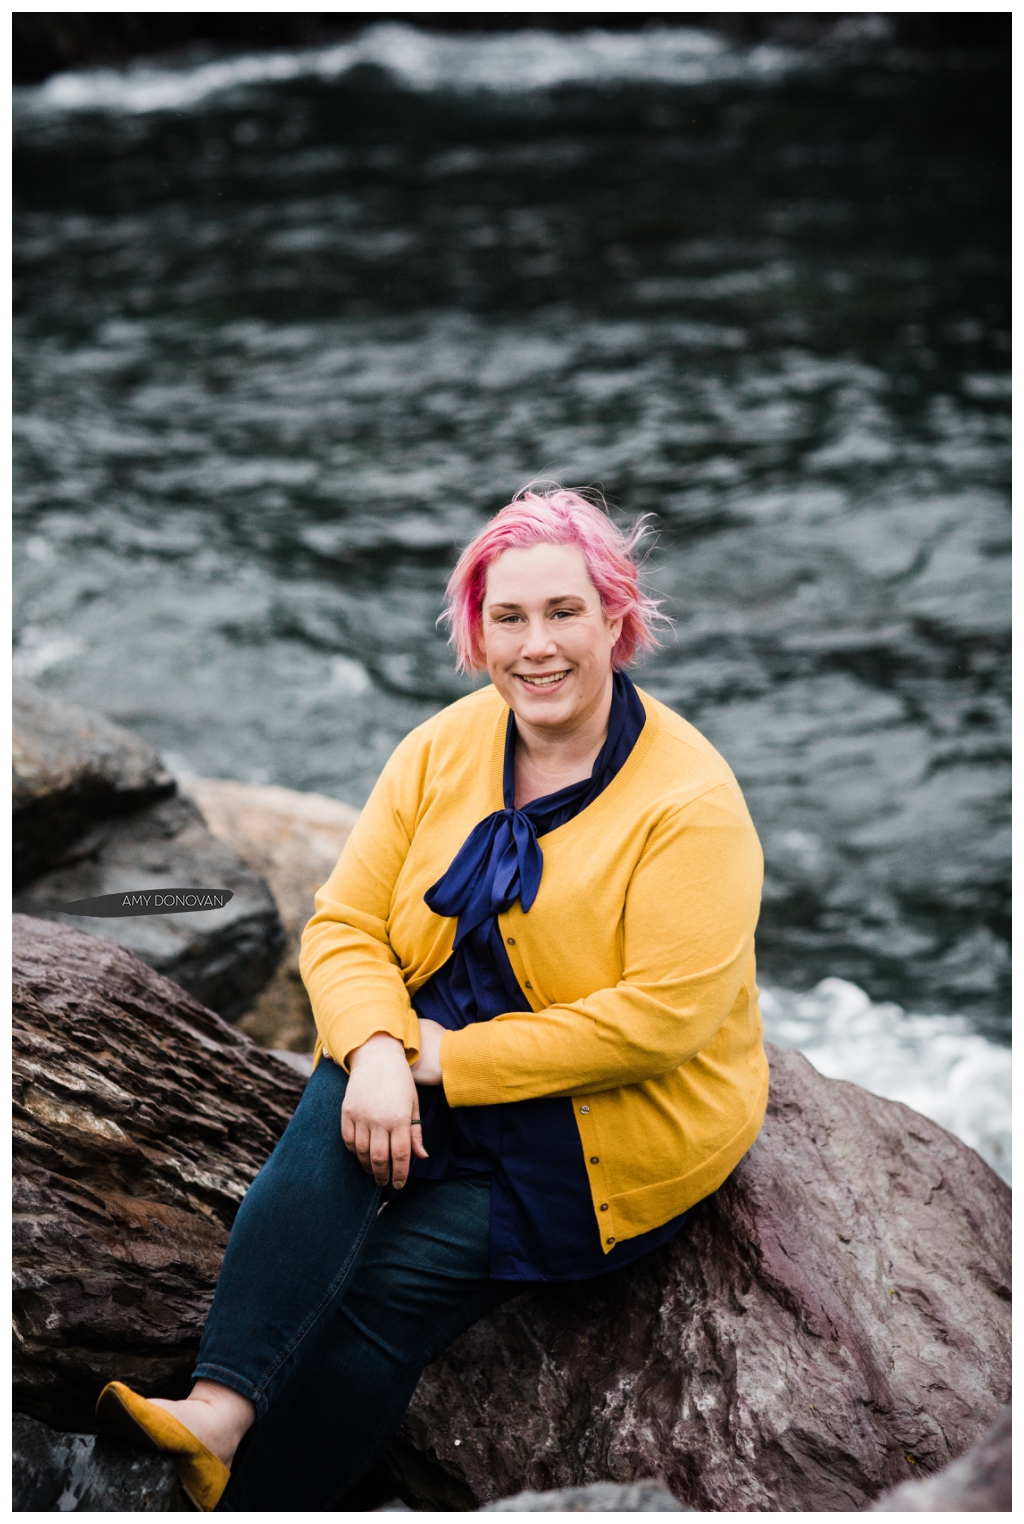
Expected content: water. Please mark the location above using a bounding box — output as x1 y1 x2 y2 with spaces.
13 25 1009 1175
760 980 1010 1183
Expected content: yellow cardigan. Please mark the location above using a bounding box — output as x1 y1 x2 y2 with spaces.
300 682 769 1251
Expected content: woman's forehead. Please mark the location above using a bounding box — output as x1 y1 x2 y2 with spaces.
483 542 596 601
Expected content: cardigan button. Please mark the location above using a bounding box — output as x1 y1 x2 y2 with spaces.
606 1237 615 1245
506 936 515 945
525 981 532 990
579 1105 590 1114
589 1156 599 1165
600 1203 609 1211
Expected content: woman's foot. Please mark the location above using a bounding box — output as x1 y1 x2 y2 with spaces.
149 1381 255 1469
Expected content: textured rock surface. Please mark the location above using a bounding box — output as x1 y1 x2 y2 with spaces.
13 793 286 1022
13 679 175 888
484 1480 687 1511
388 1044 1011 1512
12 1412 183 1511
13 914 306 1431
871 1404 1011 1511
186 776 358 1051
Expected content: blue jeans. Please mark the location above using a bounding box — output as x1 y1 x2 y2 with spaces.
194 1058 521 1511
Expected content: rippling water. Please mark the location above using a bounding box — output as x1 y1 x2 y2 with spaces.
14 20 1009 1112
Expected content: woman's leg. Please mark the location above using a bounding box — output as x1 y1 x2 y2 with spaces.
218 1173 522 1512
151 1058 383 1461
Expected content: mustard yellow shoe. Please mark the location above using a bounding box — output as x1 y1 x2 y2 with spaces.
96 1381 231 1512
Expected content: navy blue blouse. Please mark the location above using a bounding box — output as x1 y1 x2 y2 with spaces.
408 671 689 1281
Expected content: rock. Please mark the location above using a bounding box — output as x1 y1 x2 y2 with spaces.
185 777 358 1053
268 1049 315 1078
13 793 286 1023
385 1044 1010 1512
484 1480 687 1511
13 679 175 888
871 1404 1011 1511
13 914 306 1431
12 1412 183 1511
12 685 287 1022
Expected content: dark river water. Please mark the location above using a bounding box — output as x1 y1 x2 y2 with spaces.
13 26 1009 1060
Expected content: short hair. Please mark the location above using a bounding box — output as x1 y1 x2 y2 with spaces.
441 486 667 674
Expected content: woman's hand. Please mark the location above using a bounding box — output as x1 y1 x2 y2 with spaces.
342 1033 428 1188
409 1019 445 1087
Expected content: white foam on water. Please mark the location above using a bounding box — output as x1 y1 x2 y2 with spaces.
15 23 803 118
760 977 1010 1183
12 624 85 679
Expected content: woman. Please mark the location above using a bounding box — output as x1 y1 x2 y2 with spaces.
96 487 768 1511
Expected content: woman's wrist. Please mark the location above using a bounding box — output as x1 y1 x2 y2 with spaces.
346 1031 407 1072
409 1019 445 1086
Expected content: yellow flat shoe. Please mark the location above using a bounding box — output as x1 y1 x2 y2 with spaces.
96 1381 231 1512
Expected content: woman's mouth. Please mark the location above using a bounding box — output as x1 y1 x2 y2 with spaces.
515 669 570 689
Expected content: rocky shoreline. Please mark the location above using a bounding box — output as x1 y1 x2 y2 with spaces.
13 682 288 1025
11 684 1011 1510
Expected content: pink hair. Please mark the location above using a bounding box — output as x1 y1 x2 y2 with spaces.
441 486 667 674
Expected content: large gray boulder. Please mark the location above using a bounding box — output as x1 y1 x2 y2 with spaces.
14 793 286 1022
12 1413 181 1511
13 914 306 1432
12 681 286 1023
382 1045 1010 1512
13 679 175 888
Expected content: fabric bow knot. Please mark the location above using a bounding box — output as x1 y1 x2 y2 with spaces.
425 806 544 948
424 673 644 949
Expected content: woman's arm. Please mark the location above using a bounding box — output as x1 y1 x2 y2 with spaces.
300 730 435 1186
300 728 427 1069
439 785 763 1107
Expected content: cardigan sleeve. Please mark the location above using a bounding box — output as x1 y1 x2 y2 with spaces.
440 784 763 1106
299 729 426 1068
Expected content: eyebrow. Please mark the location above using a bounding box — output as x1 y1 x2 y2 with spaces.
488 594 587 611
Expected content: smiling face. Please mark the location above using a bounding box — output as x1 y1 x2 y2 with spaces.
477 541 623 735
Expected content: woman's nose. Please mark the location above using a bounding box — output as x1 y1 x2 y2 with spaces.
520 618 557 656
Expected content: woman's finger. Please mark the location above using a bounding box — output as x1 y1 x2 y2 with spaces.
410 1118 429 1161
390 1124 411 1190
354 1120 373 1174
369 1124 391 1186
340 1106 356 1151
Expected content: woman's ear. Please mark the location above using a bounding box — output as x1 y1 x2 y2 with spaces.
607 613 624 650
